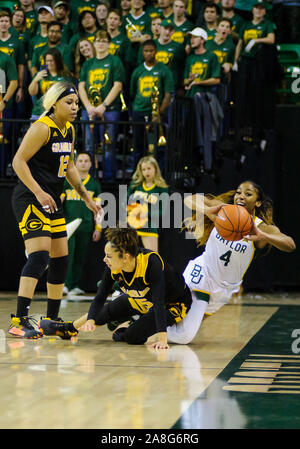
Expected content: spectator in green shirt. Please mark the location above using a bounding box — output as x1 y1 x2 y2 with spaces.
234 1 275 61
68 10 99 56
205 18 235 75
74 38 96 79
0 10 26 106
130 39 174 167
10 7 31 56
28 47 73 119
79 30 125 181
19 0 38 36
31 21 74 76
61 151 102 296
171 0 194 46
0 50 18 177
221 0 245 42
184 27 221 96
28 6 54 72
95 2 109 29
53 1 73 45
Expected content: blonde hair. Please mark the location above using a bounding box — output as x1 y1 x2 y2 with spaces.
40 81 78 117
130 156 168 189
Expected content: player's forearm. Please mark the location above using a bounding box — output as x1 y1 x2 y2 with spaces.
66 165 91 202
12 156 42 195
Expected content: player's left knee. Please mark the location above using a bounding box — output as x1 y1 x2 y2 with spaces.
47 255 69 285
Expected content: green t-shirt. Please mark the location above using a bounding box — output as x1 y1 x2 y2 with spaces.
31 42 74 72
79 54 125 111
69 30 98 52
171 19 194 45
122 12 152 65
239 19 276 58
9 26 31 55
0 50 18 109
0 35 26 65
137 39 185 89
62 174 101 232
205 37 235 65
28 33 48 61
108 32 134 65
145 6 163 20
205 27 217 41
24 9 38 36
70 0 100 32
225 13 245 36
184 50 221 96
31 73 74 116
127 181 169 235
130 61 175 113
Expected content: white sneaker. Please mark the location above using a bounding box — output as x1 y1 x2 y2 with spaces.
63 286 69 295
68 287 85 295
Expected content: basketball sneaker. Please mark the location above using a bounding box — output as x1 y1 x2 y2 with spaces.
38 317 78 340
8 314 43 339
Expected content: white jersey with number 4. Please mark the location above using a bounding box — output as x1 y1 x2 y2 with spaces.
203 216 263 289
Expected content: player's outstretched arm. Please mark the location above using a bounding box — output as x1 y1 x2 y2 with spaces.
247 223 296 253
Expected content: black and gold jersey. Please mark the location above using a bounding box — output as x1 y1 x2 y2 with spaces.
88 248 190 333
21 116 74 200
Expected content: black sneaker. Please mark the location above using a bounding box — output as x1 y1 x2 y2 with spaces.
8 314 43 339
38 317 78 340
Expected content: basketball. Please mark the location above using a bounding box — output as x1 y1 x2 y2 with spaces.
215 204 253 241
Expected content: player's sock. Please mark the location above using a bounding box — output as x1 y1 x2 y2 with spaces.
16 296 31 317
46 298 61 320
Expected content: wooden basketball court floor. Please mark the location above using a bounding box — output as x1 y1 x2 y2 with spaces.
0 291 300 431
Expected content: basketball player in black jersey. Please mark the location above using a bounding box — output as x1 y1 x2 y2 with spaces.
9 81 103 339
39 227 192 349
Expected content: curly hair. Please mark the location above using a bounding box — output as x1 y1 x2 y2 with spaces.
185 180 274 247
105 226 139 257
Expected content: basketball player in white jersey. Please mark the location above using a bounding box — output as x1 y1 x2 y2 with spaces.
166 180 296 344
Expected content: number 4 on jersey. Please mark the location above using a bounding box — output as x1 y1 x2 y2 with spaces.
219 250 232 267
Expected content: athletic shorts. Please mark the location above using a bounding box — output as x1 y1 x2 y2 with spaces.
12 185 67 241
183 254 240 314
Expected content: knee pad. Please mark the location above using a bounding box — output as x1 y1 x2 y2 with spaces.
47 255 69 285
21 251 49 280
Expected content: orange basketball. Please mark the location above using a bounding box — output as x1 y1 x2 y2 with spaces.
214 204 253 241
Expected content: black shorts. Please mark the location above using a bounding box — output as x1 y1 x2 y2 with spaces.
12 184 67 241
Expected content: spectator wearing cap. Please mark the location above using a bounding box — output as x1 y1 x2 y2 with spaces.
221 0 245 43
171 0 194 46
139 19 186 90
70 0 100 33
19 0 38 36
158 0 173 20
234 1 275 62
68 10 99 55
234 0 273 21
53 1 73 44
28 6 54 71
184 27 221 96
31 21 74 75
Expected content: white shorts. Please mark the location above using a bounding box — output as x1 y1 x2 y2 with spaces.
167 255 239 344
